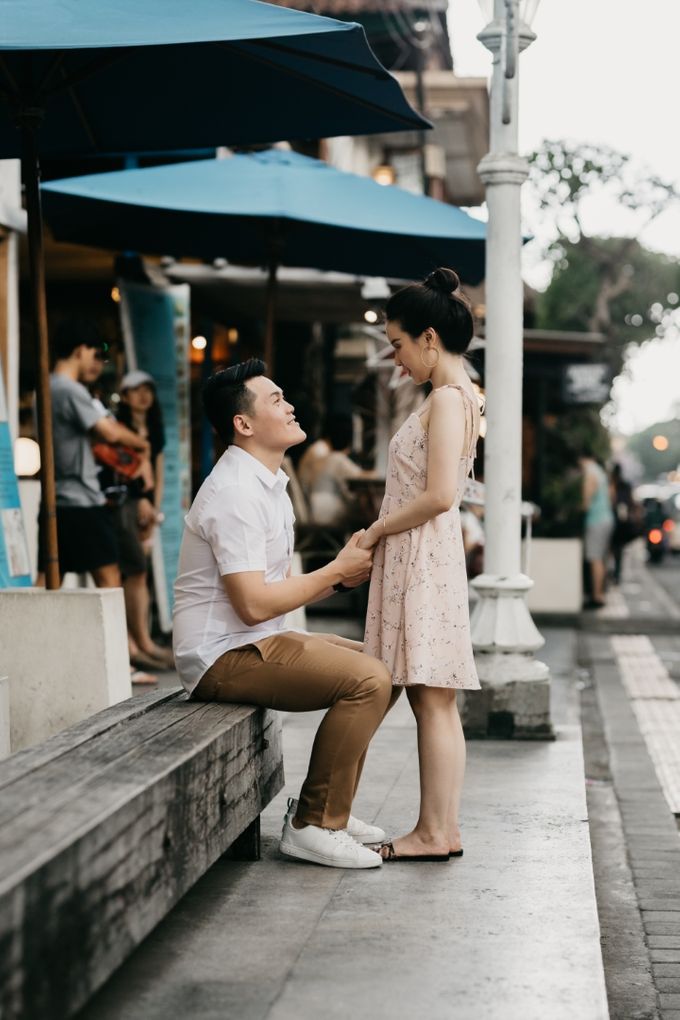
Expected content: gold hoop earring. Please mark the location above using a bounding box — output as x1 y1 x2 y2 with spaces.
420 346 439 369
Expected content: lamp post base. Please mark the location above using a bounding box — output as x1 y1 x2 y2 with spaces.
464 573 554 739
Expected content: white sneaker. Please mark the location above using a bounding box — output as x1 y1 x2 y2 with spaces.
284 798 386 845
280 816 382 869
347 815 386 845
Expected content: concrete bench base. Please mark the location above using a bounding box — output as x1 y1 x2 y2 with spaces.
0 588 131 752
0 689 283 1020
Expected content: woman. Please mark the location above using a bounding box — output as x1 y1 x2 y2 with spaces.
360 267 481 862
115 369 173 669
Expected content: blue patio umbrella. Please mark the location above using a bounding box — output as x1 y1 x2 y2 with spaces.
42 149 487 363
0 0 427 587
0 1 428 159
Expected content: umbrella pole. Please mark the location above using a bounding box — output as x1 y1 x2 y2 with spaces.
20 114 60 589
264 261 278 374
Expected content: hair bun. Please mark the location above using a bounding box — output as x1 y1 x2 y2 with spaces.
424 267 460 296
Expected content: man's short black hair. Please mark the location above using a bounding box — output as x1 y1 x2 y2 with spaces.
52 317 102 361
202 359 267 445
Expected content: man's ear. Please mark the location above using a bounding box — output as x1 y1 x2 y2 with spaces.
233 414 253 438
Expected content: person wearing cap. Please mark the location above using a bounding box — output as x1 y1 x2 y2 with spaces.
37 318 150 587
110 369 173 670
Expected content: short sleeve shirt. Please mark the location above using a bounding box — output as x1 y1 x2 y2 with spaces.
172 445 303 694
50 373 106 507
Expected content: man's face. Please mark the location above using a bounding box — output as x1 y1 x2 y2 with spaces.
237 376 306 451
76 344 105 384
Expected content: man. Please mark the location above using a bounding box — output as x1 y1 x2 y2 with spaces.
173 359 391 870
37 318 150 587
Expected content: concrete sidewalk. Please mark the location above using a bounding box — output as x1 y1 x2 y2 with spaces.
81 627 607 1020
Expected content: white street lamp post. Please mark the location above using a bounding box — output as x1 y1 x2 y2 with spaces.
467 0 552 738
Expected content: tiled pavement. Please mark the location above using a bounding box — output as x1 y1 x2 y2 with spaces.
582 630 680 1019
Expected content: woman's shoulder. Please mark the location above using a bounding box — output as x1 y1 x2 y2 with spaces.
428 384 472 418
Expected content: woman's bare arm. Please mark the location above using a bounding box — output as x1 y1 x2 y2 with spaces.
358 389 467 548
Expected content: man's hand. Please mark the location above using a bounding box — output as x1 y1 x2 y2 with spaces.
334 530 373 586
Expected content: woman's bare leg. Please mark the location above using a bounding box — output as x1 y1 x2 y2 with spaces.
446 695 466 853
381 685 458 858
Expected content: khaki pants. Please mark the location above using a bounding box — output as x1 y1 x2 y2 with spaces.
193 632 392 829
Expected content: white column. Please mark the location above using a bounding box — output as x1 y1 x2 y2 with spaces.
466 1 551 737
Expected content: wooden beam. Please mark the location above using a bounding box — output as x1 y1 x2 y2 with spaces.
0 692 284 1020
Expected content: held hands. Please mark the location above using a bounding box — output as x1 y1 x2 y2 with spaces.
335 530 374 587
356 520 383 551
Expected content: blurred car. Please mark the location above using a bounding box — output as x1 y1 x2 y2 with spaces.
636 484 680 563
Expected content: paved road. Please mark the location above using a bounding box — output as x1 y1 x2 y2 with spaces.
82 626 607 1020
650 554 680 608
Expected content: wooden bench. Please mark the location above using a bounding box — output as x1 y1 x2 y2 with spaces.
0 688 283 1020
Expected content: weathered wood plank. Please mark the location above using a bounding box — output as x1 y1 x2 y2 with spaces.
0 700 284 1020
0 700 278 881
0 693 209 833
0 687 180 791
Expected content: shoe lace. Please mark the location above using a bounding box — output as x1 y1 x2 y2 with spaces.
324 828 359 848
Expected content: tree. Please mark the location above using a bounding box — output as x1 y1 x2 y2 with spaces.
528 141 680 375
626 418 680 481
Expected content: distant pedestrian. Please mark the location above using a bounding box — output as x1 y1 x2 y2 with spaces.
360 267 481 862
37 318 149 587
580 449 614 609
609 462 639 585
112 370 172 669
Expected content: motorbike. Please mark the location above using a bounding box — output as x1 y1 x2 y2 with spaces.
643 497 673 564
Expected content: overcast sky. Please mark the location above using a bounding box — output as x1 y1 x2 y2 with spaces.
449 0 680 435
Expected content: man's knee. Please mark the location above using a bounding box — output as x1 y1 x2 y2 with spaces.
355 656 392 705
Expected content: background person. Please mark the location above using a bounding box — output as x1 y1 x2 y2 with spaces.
111 370 172 669
308 413 373 528
37 318 149 589
609 462 639 584
580 449 615 609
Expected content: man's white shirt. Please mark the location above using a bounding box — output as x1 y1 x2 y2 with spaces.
173 445 304 694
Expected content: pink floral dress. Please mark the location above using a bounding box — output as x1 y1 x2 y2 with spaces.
363 384 481 689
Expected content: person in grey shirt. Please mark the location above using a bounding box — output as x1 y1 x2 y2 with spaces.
37 318 150 586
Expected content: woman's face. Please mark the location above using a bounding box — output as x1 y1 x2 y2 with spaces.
385 320 434 386
123 382 155 413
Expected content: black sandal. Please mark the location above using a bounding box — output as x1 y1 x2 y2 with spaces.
380 841 450 863
449 849 464 858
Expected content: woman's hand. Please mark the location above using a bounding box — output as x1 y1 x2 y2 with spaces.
356 521 383 550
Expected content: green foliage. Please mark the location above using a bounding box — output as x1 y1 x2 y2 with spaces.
626 418 680 481
536 240 680 373
527 141 680 376
526 140 680 528
536 408 611 538
529 141 678 238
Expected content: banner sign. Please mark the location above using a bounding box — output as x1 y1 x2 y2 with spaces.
119 282 191 630
0 358 31 586
562 363 610 405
